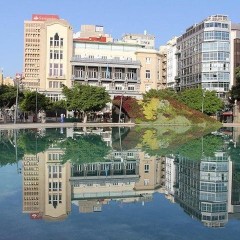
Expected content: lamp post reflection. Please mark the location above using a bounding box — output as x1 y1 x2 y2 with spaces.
14 74 22 124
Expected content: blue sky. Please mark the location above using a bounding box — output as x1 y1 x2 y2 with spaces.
0 0 240 78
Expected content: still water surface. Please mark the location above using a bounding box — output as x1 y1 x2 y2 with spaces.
0 126 240 240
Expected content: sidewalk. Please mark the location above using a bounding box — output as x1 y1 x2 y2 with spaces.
0 122 135 130
222 123 240 127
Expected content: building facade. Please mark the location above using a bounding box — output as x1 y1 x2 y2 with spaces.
121 31 155 49
230 23 240 87
166 37 178 89
176 15 231 98
71 39 143 99
23 14 73 101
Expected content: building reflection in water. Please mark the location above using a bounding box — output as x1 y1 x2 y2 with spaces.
173 151 229 228
22 127 165 220
20 127 240 227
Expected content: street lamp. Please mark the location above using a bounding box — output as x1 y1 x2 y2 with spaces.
118 93 123 123
14 74 22 124
118 92 126 123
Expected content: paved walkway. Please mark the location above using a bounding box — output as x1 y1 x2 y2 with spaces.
222 123 240 127
0 122 240 130
0 122 135 130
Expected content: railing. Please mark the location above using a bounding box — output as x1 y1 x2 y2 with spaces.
73 71 138 81
71 56 141 66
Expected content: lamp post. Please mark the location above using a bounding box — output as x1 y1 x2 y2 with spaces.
14 74 22 124
118 93 123 123
118 92 126 123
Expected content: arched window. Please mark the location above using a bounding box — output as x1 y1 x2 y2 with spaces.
54 33 59 47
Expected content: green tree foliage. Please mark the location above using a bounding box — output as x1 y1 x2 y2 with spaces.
173 134 224 161
142 98 160 120
20 91 52 113
60 134 110 164
143 89 179 102
17 130 52 154
0 131 24 166
47 99 67 120
0 84 23 122
230 66 240 100
62 84 110 123
179 88 223 115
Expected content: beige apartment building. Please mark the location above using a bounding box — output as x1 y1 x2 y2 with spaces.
135 49 162 92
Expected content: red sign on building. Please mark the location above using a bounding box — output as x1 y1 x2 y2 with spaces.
32 14 59 21
30 213 42 220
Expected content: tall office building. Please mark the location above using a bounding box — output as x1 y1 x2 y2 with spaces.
23 14 73 101
23 14 60 89
176 15 231 98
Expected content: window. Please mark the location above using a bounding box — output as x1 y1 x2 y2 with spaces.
115 84 123 90
60 64 63 76
144 179 149 186
115 69 123 79
127 152 134 157
50 50 53 59
144 164 150 173
54 63 58 76
128 85 135 91
49 63 53 76
146 70 151 79
50 37 53 47
146 57 151 64
54 33 59 47
54 50 59 59
60 38 63 47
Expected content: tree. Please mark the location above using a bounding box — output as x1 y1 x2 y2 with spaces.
179 88 223 115
20 90 52 113
0 84 23 123
62 84 110 123
60 134 110 164
230 66 240 101
17 130 53 154
0 130 24 166
143 88 179 102
48 99 67 121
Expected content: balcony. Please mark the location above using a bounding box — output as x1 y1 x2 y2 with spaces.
73 71 139 82
71 56 141 68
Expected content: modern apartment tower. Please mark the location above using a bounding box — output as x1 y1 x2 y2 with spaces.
176 15 231 98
